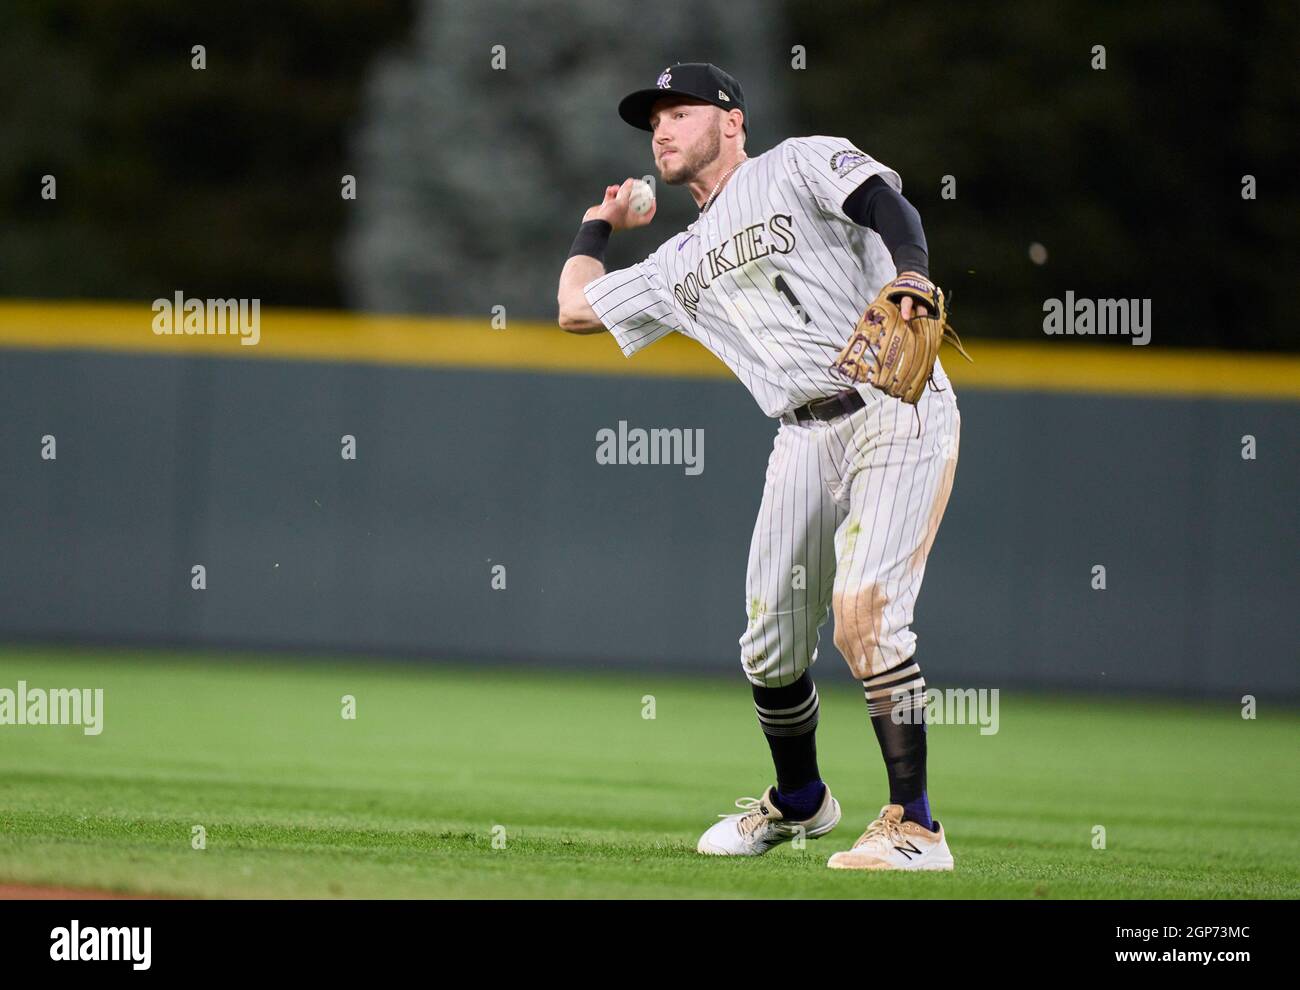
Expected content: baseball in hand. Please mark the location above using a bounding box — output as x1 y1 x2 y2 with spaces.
628 179 655 216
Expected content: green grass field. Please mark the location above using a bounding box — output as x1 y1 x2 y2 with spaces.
0 646 1295 899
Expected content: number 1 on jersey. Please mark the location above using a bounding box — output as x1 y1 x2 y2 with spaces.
772 274 811 324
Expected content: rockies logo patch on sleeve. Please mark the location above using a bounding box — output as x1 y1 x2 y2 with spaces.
829 149 869 178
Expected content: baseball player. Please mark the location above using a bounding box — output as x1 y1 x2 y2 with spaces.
557 63 967 870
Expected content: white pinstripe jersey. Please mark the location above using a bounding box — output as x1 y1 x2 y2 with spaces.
583 135 950 419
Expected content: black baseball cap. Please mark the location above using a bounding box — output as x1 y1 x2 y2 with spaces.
617 62 748 134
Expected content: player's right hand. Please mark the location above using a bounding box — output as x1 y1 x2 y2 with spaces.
583 178 656 231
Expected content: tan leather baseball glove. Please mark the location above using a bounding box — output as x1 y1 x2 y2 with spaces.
830 273 972 404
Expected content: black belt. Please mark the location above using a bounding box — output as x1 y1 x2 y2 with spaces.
782 388 867 425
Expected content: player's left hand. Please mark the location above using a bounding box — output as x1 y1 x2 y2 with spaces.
830 272 971 404
896 271 928 320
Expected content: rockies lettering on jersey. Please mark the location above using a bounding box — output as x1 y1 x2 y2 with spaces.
583 135 950 419
673 213 796 317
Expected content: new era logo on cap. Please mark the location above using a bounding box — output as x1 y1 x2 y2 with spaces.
617 62 748 133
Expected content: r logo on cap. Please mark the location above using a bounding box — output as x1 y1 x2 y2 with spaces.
618 63 748 133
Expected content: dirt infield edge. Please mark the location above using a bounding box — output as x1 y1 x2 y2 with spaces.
0 882 175 900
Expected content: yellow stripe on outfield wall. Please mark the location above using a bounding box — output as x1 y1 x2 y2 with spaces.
0 300 1296 400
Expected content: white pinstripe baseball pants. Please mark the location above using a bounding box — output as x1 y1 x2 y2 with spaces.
739 383 960 687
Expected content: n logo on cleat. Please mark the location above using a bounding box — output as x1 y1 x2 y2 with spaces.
894 840 922 860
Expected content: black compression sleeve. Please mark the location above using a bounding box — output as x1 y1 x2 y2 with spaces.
841 176 929 278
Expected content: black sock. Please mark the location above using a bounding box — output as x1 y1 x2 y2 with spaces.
863 659 933 830
752 671 823 817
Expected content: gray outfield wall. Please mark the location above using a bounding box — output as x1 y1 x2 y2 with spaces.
2 348 1296 698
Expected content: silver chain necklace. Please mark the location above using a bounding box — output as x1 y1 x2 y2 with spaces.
699 156 747 216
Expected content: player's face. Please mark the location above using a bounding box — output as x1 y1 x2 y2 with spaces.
649 98 722 185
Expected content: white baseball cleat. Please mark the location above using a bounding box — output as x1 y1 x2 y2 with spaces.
826 803 954 871
696 784 841 856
